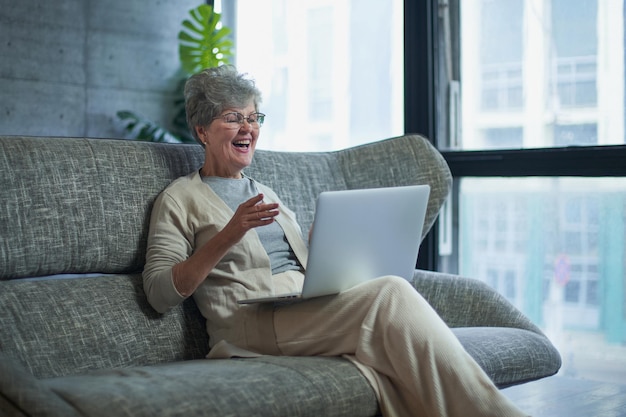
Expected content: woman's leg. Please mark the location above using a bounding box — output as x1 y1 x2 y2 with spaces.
272 276 527 417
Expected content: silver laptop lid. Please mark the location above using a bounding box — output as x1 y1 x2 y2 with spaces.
301 184 430 298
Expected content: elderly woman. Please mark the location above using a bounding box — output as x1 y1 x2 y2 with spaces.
143 65 527 417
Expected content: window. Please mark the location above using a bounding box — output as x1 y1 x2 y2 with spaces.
479 0 524 111
552 0 598 109
455 176 624 333
437 0 626 385
483 127 523 149
226 0 404 152
456 0 623 151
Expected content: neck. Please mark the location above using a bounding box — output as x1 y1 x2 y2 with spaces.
200 166 242 179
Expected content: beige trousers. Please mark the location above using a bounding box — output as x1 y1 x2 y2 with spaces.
244 274 527 417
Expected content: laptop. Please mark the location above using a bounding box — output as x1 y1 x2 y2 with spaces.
237 184 430 305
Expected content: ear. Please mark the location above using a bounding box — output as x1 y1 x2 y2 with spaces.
195 126 208 144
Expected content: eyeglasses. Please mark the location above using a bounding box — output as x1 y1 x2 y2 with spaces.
213 112 266 129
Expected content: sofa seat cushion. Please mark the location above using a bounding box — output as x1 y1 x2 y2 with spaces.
453 327 562 388
0 354 81 417
14 356 378 417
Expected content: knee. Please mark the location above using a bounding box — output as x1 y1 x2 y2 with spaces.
379 275 414 289
368 276 435 319
350 276 423 307
374 275 419 300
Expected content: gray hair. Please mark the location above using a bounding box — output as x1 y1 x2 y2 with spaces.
184 65 262 144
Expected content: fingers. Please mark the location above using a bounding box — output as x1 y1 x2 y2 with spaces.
250 203 279 222
239 194 279 224
243 193 265 207
224 194 279 243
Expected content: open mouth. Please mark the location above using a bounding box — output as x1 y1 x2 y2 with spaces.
233 139 251 148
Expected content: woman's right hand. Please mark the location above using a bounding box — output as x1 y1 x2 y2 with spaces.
171 194 278 297
223 193 280 243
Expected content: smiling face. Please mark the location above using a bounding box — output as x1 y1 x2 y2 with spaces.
196 102 260 179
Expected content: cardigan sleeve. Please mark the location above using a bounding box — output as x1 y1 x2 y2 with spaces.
142 190 190 314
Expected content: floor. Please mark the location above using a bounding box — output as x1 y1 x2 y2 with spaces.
502 375 626 417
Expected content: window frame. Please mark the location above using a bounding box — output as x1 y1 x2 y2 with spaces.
405 0 439 270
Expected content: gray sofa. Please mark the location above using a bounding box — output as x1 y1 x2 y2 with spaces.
0 134 561 417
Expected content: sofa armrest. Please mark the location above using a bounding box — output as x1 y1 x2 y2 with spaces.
411 269 544 335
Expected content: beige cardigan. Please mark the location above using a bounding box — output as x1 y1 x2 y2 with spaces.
143 171 309 351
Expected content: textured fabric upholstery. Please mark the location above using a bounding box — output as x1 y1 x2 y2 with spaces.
0 275 208 379
413 270 562 386
452 327 561 388
40 357 378 417
245 135 452 240
0 137 204 279
0 135 560 417
0 354 378 417
0 135 448 280
413 270 544 331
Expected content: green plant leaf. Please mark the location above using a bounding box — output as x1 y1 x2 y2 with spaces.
116 110 192 143
178 4 233 75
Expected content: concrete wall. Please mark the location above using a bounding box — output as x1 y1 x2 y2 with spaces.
0 0 199 138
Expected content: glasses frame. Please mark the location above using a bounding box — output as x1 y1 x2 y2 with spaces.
212 112 266 128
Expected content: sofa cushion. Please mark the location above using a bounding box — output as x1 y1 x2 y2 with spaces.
0 355 81 417
38 356 379 417
0 274 209 379
0 137 205 279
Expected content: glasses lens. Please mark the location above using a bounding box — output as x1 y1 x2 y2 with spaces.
223 113 242 124
253 113 265 126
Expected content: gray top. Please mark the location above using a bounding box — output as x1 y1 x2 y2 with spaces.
201 175 302 275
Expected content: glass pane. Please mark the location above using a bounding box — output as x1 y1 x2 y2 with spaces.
231 0 404 152
440 177 626 384
455 0 625 150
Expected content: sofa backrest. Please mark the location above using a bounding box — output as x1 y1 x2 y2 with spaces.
0 134 451 280
0 134 451 378
0 136 204 280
